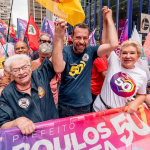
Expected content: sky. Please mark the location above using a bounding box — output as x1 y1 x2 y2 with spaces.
12 0 28 30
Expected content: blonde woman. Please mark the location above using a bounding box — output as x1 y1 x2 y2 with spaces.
94 39 147 113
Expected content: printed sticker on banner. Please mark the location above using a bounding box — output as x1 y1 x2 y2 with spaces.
110 72 136 97
82 53 89 61
18 98 30 109
38 87 45 98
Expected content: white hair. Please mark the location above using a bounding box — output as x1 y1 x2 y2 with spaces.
4 54 31 72
39 43 52 54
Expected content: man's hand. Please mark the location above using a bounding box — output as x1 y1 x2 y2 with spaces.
54 19 68 39
15 117 36 135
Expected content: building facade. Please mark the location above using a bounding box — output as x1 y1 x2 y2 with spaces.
0 0 13 24
68 0 150 44
28 0 46 29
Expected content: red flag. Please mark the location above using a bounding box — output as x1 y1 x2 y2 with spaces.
143 32 150 60
25 14 39 51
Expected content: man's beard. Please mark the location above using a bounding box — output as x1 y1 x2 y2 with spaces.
74 44 86 53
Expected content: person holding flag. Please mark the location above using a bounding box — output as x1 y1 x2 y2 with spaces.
52 6 119 118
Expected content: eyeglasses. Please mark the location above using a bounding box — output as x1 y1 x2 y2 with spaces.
15 46 27 51
40 40 51 44
11 65 30 74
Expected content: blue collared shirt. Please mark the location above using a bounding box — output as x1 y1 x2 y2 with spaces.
0 58 58 127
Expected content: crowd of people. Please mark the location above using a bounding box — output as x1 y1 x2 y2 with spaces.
0 6 149 135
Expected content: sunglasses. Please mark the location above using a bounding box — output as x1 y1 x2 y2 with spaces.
40 40 51 44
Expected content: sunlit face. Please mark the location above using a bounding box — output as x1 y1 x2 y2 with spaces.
73 27 89 54
14 42 29 55
10 59 31 86
120 45 139 69
38 52 51 63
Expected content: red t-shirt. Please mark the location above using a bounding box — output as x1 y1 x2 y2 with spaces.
91 56 108 95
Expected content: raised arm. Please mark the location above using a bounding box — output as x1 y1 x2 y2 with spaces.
97 7 119 58
101 6 108 44
52 20 68 73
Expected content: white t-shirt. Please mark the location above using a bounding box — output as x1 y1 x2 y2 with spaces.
93 51 147 111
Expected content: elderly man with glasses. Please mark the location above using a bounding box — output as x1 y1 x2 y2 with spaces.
0 41 40 95
33 43 52 64
0 52 58 135
31 33 51 60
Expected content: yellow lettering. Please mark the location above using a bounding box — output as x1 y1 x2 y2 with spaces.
69 66 79 76
69 61 86 77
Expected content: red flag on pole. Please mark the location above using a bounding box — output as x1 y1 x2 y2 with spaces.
25 14 39 51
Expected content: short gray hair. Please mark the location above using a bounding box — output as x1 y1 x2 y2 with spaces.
38 33 51 42
4 54 31 72
39 43 52 54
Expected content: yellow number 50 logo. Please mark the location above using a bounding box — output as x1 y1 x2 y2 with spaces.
69 61 86 77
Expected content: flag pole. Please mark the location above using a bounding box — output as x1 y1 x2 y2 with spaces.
7 0 14 42
0 41 8 58
0 41 6 52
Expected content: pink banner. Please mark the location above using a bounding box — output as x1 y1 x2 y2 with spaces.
115 20 128 57
143 32 150 61
118 18 127 38
0 105 150 150
89 29 96 46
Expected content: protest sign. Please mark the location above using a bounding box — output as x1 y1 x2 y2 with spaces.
0 105 150 150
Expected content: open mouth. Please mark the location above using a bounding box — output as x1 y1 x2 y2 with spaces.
19 75 27 80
